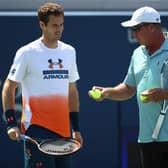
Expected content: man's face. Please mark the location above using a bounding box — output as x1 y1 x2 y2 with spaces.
131 23 151 45
40 15 64 41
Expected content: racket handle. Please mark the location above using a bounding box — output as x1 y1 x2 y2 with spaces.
20 134 31 141
152 114 165 140
19 134 38 145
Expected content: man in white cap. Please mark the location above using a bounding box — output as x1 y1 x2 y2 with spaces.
89 6 168 168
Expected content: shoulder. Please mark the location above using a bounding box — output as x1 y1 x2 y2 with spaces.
133 45 144 53
132 45 145 58
16 38 41 55
58 40 76 52
14 39 41 62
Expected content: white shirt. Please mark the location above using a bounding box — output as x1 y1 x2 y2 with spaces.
7 38 79 137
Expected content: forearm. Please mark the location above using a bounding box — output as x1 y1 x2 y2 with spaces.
2 79 19 130
103 83 136 101
69 83 80 131
69 83 79 112
2 81 16 111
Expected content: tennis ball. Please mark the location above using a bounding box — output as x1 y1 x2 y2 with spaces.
91 89 101 99
140 95 148 102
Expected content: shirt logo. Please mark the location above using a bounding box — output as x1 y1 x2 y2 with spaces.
48 59 63 69
42 58 68 80
11 68 16 75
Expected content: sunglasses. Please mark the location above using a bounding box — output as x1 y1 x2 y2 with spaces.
131 23 149 31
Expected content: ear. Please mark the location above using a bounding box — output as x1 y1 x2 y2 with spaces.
39 21 45 30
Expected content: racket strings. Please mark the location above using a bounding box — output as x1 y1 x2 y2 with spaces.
40 140 76 153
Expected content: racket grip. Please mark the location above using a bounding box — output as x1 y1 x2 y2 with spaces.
152 114 165 140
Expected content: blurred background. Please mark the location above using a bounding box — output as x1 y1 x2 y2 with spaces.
0 0 168 168
0 0 168 11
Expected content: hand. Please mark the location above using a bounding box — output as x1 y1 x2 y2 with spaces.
72 131 83 146
7 126 20 141
141 88 166 102
88 86 105 101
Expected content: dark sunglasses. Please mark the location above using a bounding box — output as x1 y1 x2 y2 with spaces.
131 23 149 31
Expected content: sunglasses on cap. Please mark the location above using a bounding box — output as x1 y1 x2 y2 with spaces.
131 23 150 31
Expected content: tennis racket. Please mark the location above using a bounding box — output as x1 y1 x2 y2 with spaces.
152 57 168 140
20 134 81 156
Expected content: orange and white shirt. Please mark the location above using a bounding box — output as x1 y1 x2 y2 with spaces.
7 38 80 137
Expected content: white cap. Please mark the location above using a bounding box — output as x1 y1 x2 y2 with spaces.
121 6 161 27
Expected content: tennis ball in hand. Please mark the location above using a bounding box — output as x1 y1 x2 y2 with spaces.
90 89 101 99
140 95 148 102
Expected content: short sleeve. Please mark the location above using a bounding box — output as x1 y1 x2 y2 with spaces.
68 48 80 83
7 47 28 83
123 56 136 87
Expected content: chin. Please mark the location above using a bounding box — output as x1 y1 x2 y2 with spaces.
52 37 60 41
56 36 61 41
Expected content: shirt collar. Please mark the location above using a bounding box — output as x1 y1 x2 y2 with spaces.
141 38 168 57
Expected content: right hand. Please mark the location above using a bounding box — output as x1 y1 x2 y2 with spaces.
7 126 21 141
88 86 105 101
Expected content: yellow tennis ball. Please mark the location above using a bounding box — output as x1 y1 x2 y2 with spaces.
91 89 101 99
140 95 148 102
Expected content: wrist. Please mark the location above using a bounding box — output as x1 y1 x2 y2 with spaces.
70 112 80 131
103 88 110 99
4 109 18 130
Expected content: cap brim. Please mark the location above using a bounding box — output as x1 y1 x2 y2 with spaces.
121 20 141 27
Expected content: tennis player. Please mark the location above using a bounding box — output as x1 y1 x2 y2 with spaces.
89 6 168 168
2 2 82 168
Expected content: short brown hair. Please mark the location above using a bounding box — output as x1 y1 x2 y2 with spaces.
38 2 64 25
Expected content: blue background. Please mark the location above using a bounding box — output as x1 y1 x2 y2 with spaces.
0 15 167 168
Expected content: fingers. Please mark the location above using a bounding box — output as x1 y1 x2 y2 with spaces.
92 86 103 91
72 131 83 146
141 88 164 102
88 86 104 101
7 127 20 141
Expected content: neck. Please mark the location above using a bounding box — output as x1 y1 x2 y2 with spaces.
147 34 165 55
41 36 58 48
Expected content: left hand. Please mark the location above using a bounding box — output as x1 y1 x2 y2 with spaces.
72 131 83 146
141 88 166 102
7 126 21 141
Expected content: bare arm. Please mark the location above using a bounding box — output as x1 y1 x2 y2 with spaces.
2 79 20 141
2 79 19 111
69 82 83 144
69 82 79 112
89 83 136 101
103 83 136 100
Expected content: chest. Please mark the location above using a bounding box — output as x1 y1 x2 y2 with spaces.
133 53 168 82
26 51 73 78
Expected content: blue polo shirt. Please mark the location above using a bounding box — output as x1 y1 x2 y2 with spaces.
124 38 168 142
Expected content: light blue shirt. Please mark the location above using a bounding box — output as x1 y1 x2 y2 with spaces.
124 38 168 142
